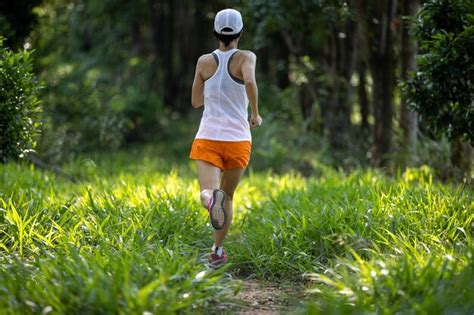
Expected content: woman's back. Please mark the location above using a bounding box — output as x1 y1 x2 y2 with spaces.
196 49 251 141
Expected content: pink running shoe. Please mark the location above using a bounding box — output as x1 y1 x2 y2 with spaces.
209 250 228 268
207 189 227 230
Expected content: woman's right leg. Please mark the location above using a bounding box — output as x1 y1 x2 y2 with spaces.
196 160 222 209
197 160 245 246
213 167 246 246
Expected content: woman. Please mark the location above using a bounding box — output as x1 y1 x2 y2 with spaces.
189 8 262 267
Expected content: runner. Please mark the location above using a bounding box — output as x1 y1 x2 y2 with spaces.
189 8 262 267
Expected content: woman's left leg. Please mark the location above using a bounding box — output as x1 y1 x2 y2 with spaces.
213 167 246 247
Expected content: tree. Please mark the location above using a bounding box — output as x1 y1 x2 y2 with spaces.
324 1 359 153
368 0 399 167
399 0 419 164
403 0 473 177
240 1 360 157
29 0 227 157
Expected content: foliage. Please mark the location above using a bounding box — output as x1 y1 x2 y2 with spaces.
250 84 329 172
403 0 474 143
0 159 233 313
1 148 472 313
302 244 473 314
31 0 170 160
4 0 461 174
0 37 42 163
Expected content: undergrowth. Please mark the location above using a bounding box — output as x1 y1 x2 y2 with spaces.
0 153 472 314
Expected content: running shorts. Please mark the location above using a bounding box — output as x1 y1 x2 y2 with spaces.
189 139 251 170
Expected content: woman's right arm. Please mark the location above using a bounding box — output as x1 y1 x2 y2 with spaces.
241 52 262 128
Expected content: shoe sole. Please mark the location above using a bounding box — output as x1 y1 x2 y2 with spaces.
208 254 228 269
208 259 228 269
209 189 226 230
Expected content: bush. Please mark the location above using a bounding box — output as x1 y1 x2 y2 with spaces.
403 0 473 143
0 37 42 162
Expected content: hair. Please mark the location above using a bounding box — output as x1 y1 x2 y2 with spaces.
213 28 242 47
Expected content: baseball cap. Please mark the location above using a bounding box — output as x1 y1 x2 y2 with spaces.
214 9 243 35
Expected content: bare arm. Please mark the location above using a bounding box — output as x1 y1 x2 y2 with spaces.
191 57 205 108
241 52 262 127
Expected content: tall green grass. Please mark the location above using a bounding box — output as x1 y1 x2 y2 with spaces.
1 154 472 314
302 238 473 314
1 162 233 313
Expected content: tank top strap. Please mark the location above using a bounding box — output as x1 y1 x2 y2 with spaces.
213 48 238 61
211 51 219 68
227 50 244 84
213 49 243 84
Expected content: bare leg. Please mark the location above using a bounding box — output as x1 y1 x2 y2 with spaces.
196 160 246 248
196 160 221 208
213 167 246 247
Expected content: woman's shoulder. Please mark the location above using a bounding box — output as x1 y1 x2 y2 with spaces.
233 50 256 66
237 50 256 59
196 53 219 72
197 53 216 64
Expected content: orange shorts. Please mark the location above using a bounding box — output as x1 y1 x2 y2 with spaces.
189 139 251 170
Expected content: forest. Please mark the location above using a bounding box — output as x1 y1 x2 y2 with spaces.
1 0 473 313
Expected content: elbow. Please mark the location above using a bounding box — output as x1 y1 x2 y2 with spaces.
191 99 203 108
191 91 204 108
244 80 257 92
244 78 257 88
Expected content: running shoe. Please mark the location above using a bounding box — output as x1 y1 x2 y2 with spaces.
209 250 228 268
208 189 227 230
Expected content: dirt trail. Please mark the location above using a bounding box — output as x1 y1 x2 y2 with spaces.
233 279 304 314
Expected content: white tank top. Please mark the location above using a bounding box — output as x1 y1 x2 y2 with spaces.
195 48 251 141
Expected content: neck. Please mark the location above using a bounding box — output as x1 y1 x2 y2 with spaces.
218 41 238 51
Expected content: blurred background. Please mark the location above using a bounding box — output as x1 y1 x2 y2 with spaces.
1 0 472 179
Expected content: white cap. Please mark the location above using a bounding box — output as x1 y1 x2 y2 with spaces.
214 9 243 35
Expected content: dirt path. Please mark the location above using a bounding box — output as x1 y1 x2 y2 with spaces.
232 279 304 314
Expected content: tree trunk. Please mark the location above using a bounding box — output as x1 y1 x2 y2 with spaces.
149 0 176 107
130 21 144 57
451 138 473 181
275 33 291 89
353 0 372 138
370 0 398 167
399 0 419 164
163 0 175 108
174 2 197 113
326 14 358 152
300 85 313 122
358 61 370 132
148 0 166 94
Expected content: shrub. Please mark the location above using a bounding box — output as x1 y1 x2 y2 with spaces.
0 37 42 162
403 0 473 143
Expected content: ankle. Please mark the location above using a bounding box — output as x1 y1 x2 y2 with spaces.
212 244 224 256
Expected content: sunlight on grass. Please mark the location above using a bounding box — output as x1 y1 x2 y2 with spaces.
0 158 472 313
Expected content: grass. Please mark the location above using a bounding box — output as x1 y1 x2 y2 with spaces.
0 150 473 314
1 161 232 314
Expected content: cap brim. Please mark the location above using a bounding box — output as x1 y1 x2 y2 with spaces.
216 28 242 35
